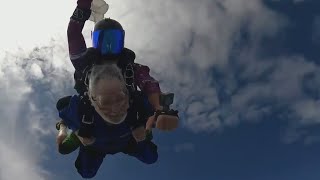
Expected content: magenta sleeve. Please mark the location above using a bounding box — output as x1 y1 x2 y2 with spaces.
67 0 93 69
134 63 161 95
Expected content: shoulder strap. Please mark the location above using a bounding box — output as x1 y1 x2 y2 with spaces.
74 48 101 138
77 92 95 138
74 48 101 94
116 48 137 104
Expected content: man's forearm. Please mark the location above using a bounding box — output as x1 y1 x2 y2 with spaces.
148 92 162 110
134 64 161 95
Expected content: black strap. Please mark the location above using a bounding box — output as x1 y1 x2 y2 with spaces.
128 91 150 129
154 109 179 122
77 93 95 138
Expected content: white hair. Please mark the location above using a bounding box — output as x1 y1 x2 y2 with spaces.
88 64 128 95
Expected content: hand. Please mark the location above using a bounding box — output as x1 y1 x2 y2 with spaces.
75 131 96 146
146 113 179 131
132 126 146 142
146 116 156 130
56 124 67 145
56 130 68 145
89 0 109 23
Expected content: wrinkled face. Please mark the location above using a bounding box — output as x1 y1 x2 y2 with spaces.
89 79 129 124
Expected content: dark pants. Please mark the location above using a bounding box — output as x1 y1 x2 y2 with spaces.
74 140 158 179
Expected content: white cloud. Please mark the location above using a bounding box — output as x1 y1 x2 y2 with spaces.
113 1 268 120
71 0 319 143
293 100 320 125
0 37 74 180
106 0 289 132
0 141 50 180
104 0 320 143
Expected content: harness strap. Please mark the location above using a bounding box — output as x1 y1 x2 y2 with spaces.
154 109 179 121
77 93 95 138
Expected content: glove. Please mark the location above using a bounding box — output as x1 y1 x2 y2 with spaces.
89 0 109 23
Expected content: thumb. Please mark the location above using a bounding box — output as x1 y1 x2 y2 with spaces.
146 115 156 130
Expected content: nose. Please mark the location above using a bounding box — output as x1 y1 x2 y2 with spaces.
110 106 121 115
100 106 119 116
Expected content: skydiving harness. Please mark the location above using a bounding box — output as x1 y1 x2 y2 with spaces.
57 48 179 138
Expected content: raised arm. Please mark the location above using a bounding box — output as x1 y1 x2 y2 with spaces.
67 0 93 70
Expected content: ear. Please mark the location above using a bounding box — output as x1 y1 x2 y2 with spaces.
86 89 91 98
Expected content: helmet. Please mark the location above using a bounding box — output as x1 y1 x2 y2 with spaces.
92 18 125 56
94 18 123 31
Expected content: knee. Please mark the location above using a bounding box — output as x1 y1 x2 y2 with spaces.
56 96 72 111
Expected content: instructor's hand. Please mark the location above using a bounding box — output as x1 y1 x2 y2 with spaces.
132 126 146 142
56 124 67 145
146 113 179 131
75 131 95 146
56 130 67 145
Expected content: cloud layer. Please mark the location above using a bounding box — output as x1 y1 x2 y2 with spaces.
108 0 320 142
0 38 74 179
0 0 319 179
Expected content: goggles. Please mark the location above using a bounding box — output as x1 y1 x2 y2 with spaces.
92 29 125 55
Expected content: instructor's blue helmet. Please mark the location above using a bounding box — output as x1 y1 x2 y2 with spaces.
92 18 125 56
